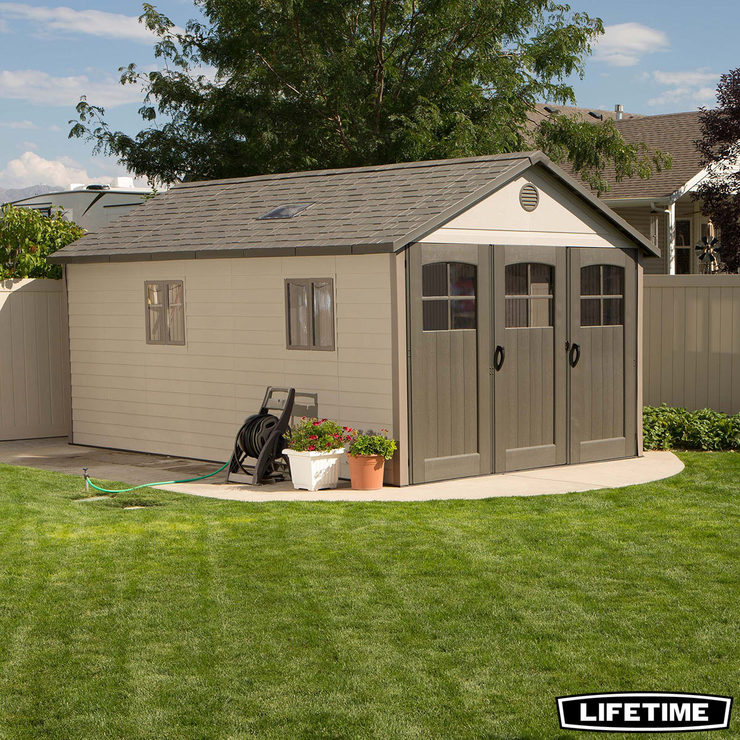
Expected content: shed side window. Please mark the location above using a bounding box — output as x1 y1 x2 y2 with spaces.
285 278 335 350
146 280 185 345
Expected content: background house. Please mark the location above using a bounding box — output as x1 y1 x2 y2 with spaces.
599 112 710 276
538 105 710 275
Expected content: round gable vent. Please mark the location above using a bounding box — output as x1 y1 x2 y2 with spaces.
519 184 539 212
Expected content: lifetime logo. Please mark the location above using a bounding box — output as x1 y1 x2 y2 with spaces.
556 692 733 732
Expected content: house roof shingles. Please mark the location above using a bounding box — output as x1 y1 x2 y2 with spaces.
527 106 704 202
604 111 704 199
535 107 704 201
51 151 656 263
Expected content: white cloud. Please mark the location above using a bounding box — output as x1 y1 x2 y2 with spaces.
0 69 141 107
647 69 718 108
0 151 114 188
0 3 164 43
695 87 717 102
592 23 669 67
0 119 39 129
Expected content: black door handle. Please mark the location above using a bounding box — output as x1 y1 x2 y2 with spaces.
569 342 581 367
494 345 505 371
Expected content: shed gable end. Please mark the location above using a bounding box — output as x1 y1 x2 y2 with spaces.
421 166 638 249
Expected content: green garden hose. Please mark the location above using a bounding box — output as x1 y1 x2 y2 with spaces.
84 461 230 494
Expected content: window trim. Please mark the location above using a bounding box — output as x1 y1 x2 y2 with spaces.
145 280 186 346
284 277 336 351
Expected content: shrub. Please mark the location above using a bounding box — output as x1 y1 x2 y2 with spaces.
0 204 84 279
643 405 740 451
283 418 353 452
348 429 397 460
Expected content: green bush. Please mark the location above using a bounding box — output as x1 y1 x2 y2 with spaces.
643 405 740 451
0 204 84 279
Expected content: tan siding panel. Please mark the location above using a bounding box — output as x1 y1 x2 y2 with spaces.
66 254 394 461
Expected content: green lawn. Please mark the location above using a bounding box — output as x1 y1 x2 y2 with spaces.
0 453 737 739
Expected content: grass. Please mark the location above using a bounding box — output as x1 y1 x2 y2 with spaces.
0 452 737 739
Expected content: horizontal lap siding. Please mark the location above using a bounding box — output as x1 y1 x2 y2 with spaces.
67 255 394 461
612 207 665 274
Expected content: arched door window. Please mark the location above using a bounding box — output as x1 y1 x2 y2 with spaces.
505 263 553 328
422 262 476 331
580 265 624 326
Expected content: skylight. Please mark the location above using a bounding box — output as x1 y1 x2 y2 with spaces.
257 203 314 220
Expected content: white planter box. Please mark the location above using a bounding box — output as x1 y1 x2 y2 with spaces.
284 448 345 491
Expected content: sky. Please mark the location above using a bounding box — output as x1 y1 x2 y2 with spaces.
0 0 736 189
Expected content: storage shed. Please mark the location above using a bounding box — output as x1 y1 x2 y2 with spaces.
51 152 658 485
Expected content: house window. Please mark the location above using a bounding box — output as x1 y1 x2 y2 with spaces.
504 263 553 328
421 262 477 331
145 281 185 345
580 265 624 327
675 219 692 274
285 278 335 350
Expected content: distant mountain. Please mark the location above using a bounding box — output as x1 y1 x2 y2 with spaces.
0 184 58 205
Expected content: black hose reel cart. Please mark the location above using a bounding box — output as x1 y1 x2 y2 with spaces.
226 387 317 485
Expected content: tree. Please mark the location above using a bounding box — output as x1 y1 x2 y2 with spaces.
0 205 85 279
696 68 740 273
70 0 669 192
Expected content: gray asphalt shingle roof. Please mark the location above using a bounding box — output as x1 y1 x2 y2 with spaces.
552 110 704 201
604 111 704 199
51 151 655 263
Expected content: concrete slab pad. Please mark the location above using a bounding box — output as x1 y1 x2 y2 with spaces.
0 437 684 503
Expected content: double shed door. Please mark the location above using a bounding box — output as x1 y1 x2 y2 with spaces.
409 243 637 483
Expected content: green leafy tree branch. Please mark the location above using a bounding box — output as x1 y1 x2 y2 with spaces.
0 205 85 280
70 0 669 192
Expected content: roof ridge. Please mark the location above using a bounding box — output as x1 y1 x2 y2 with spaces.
175 152 538 190
616 110 702 123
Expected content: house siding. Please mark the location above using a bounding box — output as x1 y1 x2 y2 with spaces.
66 254 394 462
611 207 666 274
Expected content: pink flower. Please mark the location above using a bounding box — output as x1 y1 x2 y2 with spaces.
309 435 318 440
308 445 316 451
333 433 340 438
313 421 321 426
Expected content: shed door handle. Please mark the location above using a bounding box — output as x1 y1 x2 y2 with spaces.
569 342 581 367
494 345 505 371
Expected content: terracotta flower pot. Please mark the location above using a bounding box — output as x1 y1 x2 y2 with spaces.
348 454 386 490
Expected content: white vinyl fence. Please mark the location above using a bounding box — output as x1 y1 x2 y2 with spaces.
0 278 70 440
643 275 740 414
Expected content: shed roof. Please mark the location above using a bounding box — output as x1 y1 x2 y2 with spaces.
51 151 656 264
